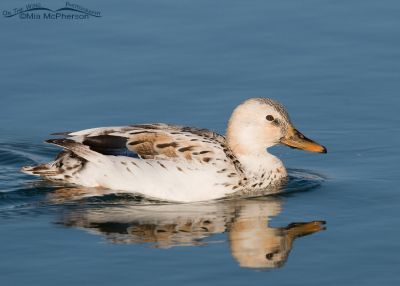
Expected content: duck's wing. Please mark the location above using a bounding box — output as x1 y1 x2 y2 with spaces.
51 123 245 175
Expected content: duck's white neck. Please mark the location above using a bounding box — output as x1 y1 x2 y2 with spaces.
236 151 285 176
226 127 285 177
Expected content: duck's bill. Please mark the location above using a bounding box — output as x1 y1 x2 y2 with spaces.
280 128 327 153
286 221 326 239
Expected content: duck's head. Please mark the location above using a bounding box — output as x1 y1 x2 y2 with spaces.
226 98 327 156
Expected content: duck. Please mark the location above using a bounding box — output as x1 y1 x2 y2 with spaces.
21 98 326 202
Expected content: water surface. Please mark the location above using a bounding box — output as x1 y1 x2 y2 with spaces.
1 0 400 285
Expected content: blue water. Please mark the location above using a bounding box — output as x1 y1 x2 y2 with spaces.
1 0 400 285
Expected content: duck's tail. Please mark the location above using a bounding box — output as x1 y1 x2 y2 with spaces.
21 162 59 177
21 139 94 181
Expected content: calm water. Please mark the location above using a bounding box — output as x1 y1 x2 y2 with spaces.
1 0 400 285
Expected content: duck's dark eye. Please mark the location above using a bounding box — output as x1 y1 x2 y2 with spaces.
266 115 274 121
266 253 275 260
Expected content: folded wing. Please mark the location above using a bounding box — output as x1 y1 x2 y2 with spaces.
53 123 244 175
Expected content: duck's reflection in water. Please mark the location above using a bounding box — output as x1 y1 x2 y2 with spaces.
53 188 325 269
